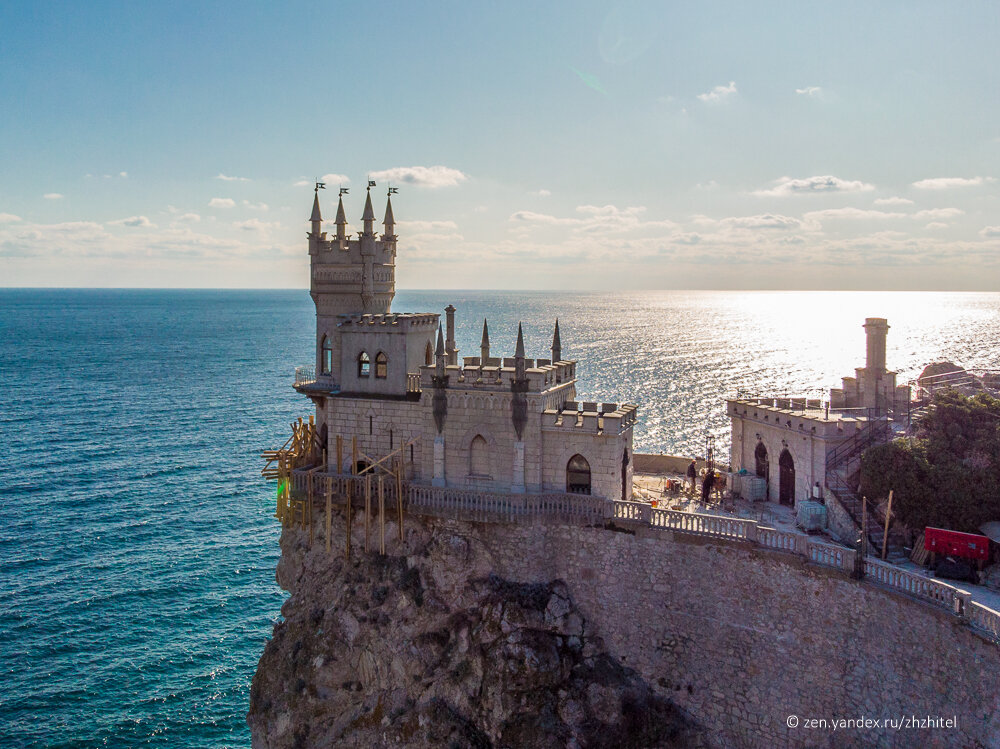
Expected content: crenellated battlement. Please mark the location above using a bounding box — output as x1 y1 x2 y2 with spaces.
337 312 439 331
542 401 638 436
417 358 578 393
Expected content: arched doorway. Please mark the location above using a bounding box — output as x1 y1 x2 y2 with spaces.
754 441 769 500
566 454 591 495
779 449 795 506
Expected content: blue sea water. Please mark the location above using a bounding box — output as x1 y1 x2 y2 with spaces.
1 288 998 748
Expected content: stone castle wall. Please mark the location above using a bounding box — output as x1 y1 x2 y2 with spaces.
461 520 999 748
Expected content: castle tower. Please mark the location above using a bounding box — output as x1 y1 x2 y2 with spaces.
445 305 458 365
551 318 562 363
308 182 396 385
864 318 889 373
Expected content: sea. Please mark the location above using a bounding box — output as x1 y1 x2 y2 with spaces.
1 288 998 748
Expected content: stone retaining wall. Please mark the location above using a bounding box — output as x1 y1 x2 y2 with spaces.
448 519 1000 748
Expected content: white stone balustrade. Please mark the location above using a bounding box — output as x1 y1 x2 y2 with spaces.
289 470 1000 647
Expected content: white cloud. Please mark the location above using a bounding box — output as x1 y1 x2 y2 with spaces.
216 173 250 182
178 213 201 222
209 198 236 208
509 204 675 233
242 200 269 211
44 193 64 200
109 215 155 228
532 189 552 197
912 176 996 190
804 207 905 221
754 176 875 196
0 213 21 223
874 197 914 206
399 220 459 232
913 207 964 220
980 226 1000 238
294 174 349 188
369 165 468 188
924 222 949 230
720 214 801 230
795 86 822 96
235 218 280 232
119 171 128 178
697 81 737 103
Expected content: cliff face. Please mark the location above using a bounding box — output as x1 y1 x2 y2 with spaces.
248 514 701 748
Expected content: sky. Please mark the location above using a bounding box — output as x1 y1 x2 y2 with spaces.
1 1 999 290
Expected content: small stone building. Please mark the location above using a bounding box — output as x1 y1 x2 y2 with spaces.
295 186 636 500
727 317 911 507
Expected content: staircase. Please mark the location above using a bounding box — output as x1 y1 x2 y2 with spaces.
825 418 907 560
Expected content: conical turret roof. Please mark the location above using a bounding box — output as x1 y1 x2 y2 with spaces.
310 190 322 222
362 189 376 222
383 195 395 228
515 323 525 358
480 318 490 348
335 195 347 225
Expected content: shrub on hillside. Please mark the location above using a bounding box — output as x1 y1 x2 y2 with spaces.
860 390 1000 533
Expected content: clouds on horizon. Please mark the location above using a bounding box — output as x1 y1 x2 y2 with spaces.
697 81 737 103
369 165 468 188
912 176 996 190
754 175 875 197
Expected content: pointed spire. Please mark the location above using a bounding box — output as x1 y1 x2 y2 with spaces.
335 194 347 242
515 323 525 358
479 318 491 364
310 189 322 222
514 322 526 381
551 318 562 362
382 195 395 235
435 325 446 375
362 188 376 234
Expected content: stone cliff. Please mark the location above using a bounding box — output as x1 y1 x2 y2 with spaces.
250 507 1000 748
248 513 703 748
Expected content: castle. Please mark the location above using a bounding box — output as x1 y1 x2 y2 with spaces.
294 185 636 501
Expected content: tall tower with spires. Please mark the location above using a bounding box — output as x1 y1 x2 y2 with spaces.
308 183 398 382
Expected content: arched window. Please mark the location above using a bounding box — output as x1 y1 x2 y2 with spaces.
425 340 434 366
321 335 334 375
358 351 370 377
375 351 388 379
469 435 489 476
566 454 591 495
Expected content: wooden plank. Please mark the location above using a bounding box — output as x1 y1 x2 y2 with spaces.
325 477 332 553
336 434 343 475
364 474 371 553
881 490 894 560
378 476 385 555
396 457 404 542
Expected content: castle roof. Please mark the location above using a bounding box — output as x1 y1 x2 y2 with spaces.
362 189 376 222
310 191 322 222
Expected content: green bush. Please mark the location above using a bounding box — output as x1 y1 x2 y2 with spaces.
860 390 1000 533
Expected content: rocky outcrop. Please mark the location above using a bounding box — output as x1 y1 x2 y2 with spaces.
248 514 701 748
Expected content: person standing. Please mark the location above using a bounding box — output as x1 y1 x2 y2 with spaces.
687 460 697 495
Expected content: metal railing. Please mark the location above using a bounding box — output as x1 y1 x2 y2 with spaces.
294 366 316 386
406 372 422 393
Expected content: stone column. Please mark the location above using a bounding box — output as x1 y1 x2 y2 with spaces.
511 440 525 494
433 435 446 487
